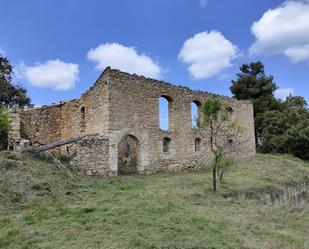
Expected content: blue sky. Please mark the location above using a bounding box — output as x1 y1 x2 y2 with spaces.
1 0 309 108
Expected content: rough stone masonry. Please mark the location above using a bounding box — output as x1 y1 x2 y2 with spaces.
8 67 256 176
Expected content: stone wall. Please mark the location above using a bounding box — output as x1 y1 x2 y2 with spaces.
72 135 112 176
106 68 256 174
79 69 110 135
7 109 21 150
21 104 65 145
19 70 110 150
10 67 256 176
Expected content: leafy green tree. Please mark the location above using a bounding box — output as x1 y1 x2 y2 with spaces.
0 108 10 150
282 95 307 109
199 97 242 192
284 120 309 160
230 61 279 145
230 62 309 160
0 55 31 108
260 95 309 160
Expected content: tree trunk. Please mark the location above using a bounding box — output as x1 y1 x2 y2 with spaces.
210 122 217 192
213 155 217 192
20 133 100 153
213 165 217 192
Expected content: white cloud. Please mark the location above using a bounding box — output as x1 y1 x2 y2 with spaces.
250 0 309 63
284 44 309 63
275 88 294 100
20 59 79 91
87 43 161 78
178 31 239 79
200 0 208 7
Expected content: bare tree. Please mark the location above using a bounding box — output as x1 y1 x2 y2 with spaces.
198 97 242 192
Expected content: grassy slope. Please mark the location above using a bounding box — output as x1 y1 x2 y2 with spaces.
0 152 308 249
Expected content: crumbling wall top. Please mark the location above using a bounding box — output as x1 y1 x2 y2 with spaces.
106 68 252 105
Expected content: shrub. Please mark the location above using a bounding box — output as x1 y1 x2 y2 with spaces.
0 159 22 170
216 155 236 184
0 108 10 150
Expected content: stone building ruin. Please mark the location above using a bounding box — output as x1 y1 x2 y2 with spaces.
8 67 256 176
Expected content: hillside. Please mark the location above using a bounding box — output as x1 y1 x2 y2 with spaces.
0 151 308 249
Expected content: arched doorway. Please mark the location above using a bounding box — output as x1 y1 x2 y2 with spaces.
118 135 140 175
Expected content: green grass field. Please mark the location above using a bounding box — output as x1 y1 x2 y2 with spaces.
0 151 308 249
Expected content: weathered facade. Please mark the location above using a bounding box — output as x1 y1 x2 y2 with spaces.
9 67 256 175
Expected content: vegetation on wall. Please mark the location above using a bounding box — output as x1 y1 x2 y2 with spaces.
0 109 10 150
231 61 309 160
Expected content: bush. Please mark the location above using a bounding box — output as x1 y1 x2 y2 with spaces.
259 96 309 160
0 109 10 150
216 155 236 184
0 159 22 170
0 151 23 160
284 121 309 160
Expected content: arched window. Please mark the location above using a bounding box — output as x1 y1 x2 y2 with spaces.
195 138 201 152
159 96 172 131
163 137 171 153
80 107 86 133
192 100 202 128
